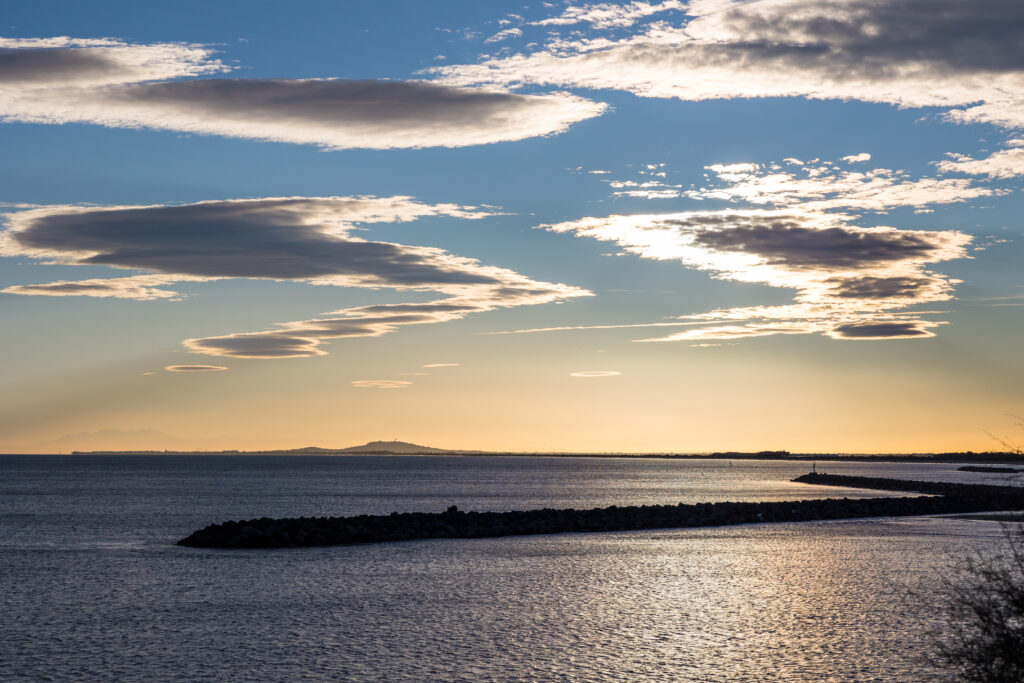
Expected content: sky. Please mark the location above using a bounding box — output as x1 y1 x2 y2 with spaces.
2 0 1023 453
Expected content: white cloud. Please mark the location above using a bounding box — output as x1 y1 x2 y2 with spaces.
351 380 412 389
531 1 684 29
435 0 1024 128
688 158 1001 211
569 370 622 377
936 141 1024 178
485 27 523 43
1 197 591 358
422 363 460 367
482 321 701 335
841 153 871 164
0 37 605 149
165 364 227 372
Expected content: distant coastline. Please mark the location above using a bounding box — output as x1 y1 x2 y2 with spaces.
13 447 1023 464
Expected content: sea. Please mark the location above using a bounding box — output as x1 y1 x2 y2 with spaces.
2 454 1021 682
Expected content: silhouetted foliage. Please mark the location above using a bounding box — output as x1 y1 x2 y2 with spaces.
937 525 1024 682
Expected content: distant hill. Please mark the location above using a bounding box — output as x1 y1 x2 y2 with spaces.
335 440 456 454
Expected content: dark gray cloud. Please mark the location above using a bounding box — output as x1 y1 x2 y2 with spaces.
826 276 934 300
0 48 120 83
701 0 1024 76
689 222 942 269
7 198 503 286
113 77 582 129
185 334 326 359
830 321 935 339
11 280 116 293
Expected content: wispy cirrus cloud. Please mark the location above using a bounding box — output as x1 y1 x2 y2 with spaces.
434 0 1024 129
1 197 590 358
0 36 605 149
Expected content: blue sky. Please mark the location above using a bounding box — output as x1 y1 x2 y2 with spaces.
2 1 1023 452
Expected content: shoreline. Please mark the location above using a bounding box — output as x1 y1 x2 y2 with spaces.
6 450 1023 464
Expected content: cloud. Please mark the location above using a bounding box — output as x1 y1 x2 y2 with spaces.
826 320 940 340
0 37 605 149
2 197 590 358
688 159 1001 212
482 321 702 335
841 153 871 164
608 179 682 199
164 364 228 372
528 152 991 342
434 0 1024 128
569 370 621 377
422 363 460 367
531 1 684 29
2 197 497 284
936 140 1024 178
351 380 412 389
485 28 523 43
1 274 207 300
542 208 970 341
0 37 224 84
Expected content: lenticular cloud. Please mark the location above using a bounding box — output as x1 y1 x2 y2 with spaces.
0 37 605 149
0 197 591 358
542 208 970 342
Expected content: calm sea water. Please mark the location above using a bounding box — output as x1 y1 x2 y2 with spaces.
2 455 1021 681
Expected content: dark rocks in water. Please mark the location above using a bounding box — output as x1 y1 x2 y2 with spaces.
956 465 1021 474
176 473 1024 550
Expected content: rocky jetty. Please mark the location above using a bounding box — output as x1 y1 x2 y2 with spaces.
177 473 1024 549
956 465 1020 474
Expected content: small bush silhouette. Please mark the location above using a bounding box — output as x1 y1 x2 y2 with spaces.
937 524 1024 682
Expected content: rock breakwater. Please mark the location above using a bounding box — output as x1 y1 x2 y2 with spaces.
956 465 1021 474
177 472 1024 549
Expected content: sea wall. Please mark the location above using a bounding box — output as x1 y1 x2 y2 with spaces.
177 473 1024 549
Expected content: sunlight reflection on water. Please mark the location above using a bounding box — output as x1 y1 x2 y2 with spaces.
1 455 1018 681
